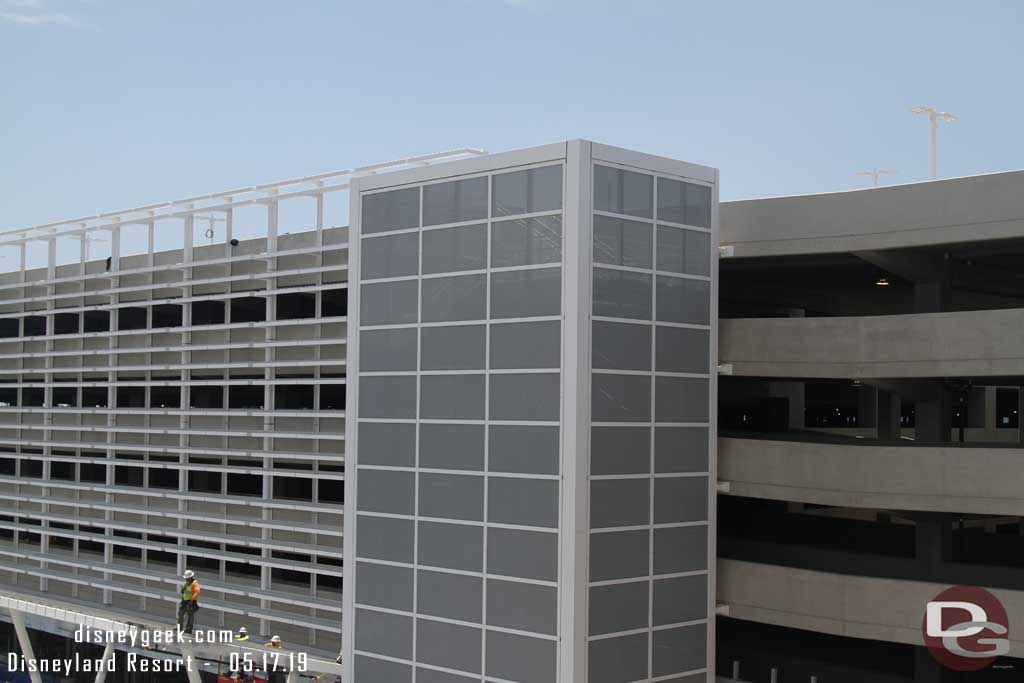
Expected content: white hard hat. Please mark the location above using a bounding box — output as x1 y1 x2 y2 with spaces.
271 635 281 643
183 570 195 579
238 626 248 634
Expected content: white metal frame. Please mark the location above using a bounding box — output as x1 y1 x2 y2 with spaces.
0 148 485 655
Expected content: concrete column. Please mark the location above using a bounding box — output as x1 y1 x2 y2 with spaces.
877 389 902 441
914 646 957 683
914 382 951 443
1018 387 1024 445
966 387 986 429
913 281 951 313
915 514 953 581
984 386 998 431
857 385 877 429
768 381 804 430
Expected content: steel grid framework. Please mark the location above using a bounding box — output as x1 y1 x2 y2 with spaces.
0 148 486 655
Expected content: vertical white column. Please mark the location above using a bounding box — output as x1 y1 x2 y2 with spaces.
11 610 43 683
258 191 279 638
707 166 722 680
40 235 57 595
560 140 592 683
94 641 115 683
177 211 193 584
340 176 363 683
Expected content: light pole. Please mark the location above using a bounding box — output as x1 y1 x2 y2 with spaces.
911 106 957 179
856 168 897 187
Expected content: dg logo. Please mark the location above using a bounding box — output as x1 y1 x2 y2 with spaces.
923 585 1010 672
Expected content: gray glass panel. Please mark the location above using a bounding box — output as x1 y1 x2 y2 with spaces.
487 579 557 635
359 376 416 419
654 525 708 575
656 326 709 374
594 165 653 219
423 177 488 226
355 609 412 659
360 328 417 372
419 473 484 521
652 624 707 677
422 274 486 322
418 521 483 572
656 276 709 325
420 324 485 370
588 633 649 683
492 164 563 217
360 280 418 326
358 422 415 467
420 375 485 420
417 570 482 622
355 655 411 683
490 321 560 369
361 232 419 280
422 223 487 274
593 269 652 320
653 574 707 625
657 226 710 277
362 187 419 234
657 177 711 229
490 373 560 421
486 631 556 683
591 373 651 423
655 427 709 473
593 215 653 268
685 182 714 230
656 177 687 225
491 216 562 267
355 562 413 611
356 515 414 563
416 669 477 683
589 581 649 636
592 321 651 371
420 423 484 471
490 268 561 319
489 425 559 475
487 528 557 581
489 477 558 528
417 619 482 674
591 426 651 475
589 529 649 581
655 377 709 423
356 469 414 515
590 478 649 528
653 476 708 524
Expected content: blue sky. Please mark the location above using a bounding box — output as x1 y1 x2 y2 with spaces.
2 0 1022 231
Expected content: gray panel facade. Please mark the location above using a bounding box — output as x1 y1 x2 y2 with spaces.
345 141 718 683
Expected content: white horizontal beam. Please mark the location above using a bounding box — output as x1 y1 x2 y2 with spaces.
0 315 346 345
0 147 484 244
0 242 346 293
0 435 344 461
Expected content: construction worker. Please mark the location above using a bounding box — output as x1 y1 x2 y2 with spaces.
233 626 250 642
264 635 282 648
176 569 201 634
